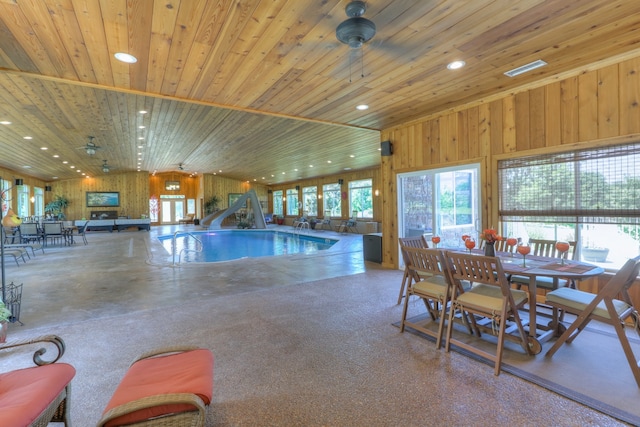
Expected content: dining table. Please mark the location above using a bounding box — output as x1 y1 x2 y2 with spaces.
454 248 605 342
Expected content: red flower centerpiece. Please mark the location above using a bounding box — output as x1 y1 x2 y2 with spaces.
481 228 501 256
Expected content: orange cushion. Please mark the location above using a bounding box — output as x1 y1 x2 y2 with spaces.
0 363 75 426
103 349 214 427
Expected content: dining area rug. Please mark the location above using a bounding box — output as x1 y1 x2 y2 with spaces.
395 312 640 425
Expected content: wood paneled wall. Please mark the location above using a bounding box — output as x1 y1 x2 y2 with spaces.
48 172 149 219
381 56 640 269
201 174 269 219
380 56 640 302
268 167 382 221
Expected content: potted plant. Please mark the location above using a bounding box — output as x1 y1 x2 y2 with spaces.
0 301 11 343
204 195 221 215
44 194 69 220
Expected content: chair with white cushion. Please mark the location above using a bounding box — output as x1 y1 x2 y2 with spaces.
545 255 640 387
444 251 540 375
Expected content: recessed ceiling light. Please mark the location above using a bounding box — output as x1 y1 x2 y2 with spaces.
344 167 352 170
309 165 313 167
0 121 11 125
139 110 147 114
350 154 355 158
447 60 466 70
356 104 369 110
138 137 144 140
22 165 31 169
40 147 48 150
138 125 145 129
23 136 32 140
53 154 59 158
62 161 68 164
114 52 137 63
70 165 75 169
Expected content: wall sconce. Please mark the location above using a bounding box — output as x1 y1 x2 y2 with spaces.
283 197 286 202
30 196 35 203
374 189 379 196
318 194 322 199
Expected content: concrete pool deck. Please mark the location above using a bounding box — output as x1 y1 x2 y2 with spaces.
3 223 373 332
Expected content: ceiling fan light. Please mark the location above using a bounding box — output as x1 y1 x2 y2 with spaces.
86 147 96 155
103 166 109 173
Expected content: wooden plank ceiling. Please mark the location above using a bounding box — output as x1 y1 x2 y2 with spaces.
1 0 640 183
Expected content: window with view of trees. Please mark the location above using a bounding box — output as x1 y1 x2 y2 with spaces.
34 187 44 217
323 183 341 217
16 184 29 218
498 143 640 269
273 190 283 215
303 186 317 216
286 188 299 216
349 179 373 218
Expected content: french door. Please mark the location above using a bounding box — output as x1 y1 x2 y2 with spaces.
160 197 185 224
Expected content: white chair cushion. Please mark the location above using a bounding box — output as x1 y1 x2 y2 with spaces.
545 287 630 320
457 284 528 313
412 275 448 299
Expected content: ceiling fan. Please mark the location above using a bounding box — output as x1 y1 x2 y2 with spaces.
177 163 186 171
334 1 378 81
77 136 102 156
101 160 112 173
335 1 376 49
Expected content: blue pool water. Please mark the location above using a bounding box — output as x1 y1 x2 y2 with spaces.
159 230 338 263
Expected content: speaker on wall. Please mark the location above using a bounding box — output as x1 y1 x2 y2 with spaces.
338 179 344 185
14 179 23 186
295 185 300 191
268 189 273 194
381 140 393 156
45 185 52 191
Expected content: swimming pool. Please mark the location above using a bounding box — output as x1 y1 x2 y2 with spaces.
159 230 338 263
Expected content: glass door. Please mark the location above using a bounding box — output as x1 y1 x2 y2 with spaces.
160 198 185 224
397 163 481 264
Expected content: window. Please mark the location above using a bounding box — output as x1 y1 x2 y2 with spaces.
1 179 10 216
34 187 44 217
16 184 30 218
302 186 317 216
398 164 480 249
286 188 299 216
187 198 195 214
323 183 341 217
349 179 373 218
498 143 640 269
272 190 283 215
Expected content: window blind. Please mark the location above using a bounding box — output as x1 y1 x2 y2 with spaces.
498 143 640 225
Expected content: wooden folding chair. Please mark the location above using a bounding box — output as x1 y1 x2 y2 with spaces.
397 236 429 304
510 239 578 290
444 251 540 375
545 255 640 387
400 247 463 349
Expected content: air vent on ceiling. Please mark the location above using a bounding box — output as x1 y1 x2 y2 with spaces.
504 59 548 77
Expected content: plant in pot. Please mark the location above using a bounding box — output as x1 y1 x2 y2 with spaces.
204 195 221 215
44 194 69 220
